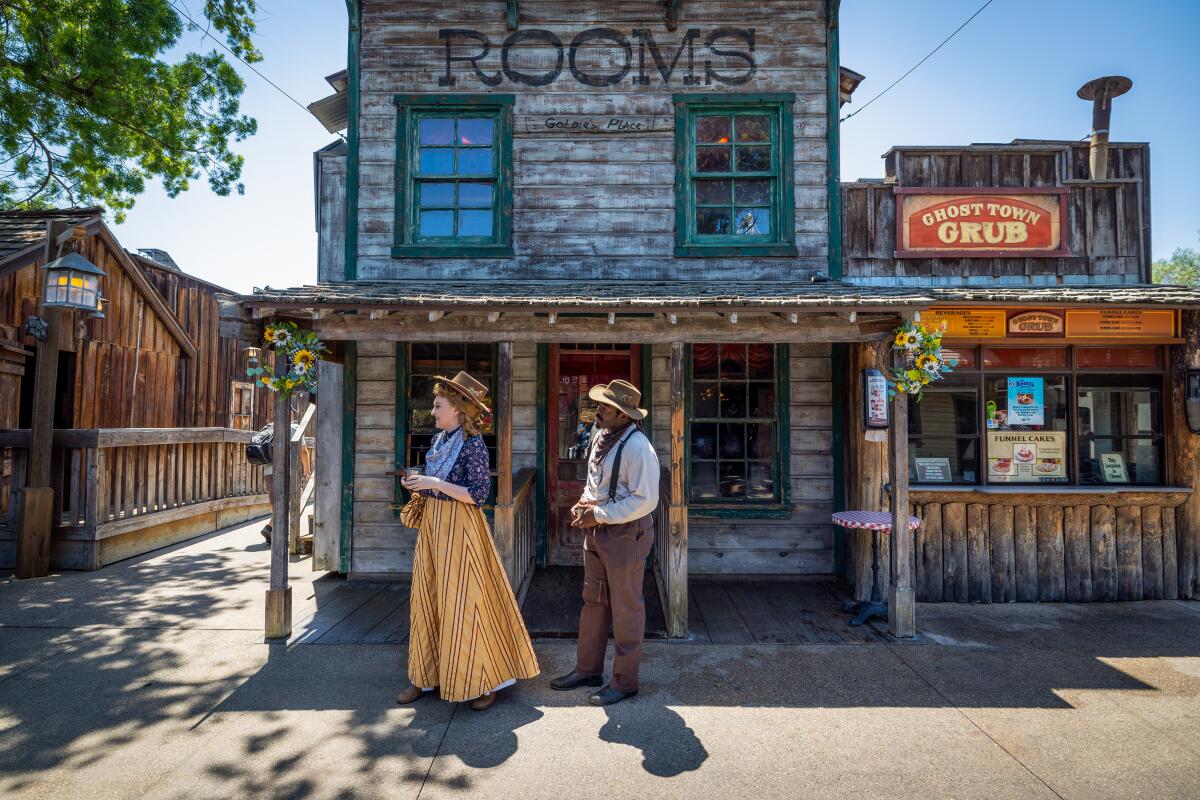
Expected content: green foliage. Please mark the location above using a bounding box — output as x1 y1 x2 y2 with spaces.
0 0 260 220
249 322 325 395
1152 233 1200 286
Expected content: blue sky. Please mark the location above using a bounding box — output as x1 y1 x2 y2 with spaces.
112 1 1199 292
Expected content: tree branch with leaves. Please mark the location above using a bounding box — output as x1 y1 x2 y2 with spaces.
0 0 261 220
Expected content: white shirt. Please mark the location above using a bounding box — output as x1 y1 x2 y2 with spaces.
579 426 661 525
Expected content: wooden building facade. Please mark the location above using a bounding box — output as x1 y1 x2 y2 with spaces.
1 210 271 569
241 0 1200 637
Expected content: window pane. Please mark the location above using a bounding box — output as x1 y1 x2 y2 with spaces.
695 179 731 205
695 116 731 143
747 462 774 499
693 382 718 417
734 179 770 205
1076 347 1161 369
458 182 493 208
719 423 745 458
720 382 746 417
720 344 747 378
910 438 980 484
696 208 730 235
749 382 775 416
418 118 454 145
418 182 454 207
691 422 717 459
458 210 493 237
457 148 493 175
735 146 770 172
1077 376 1162 437
909 382 978 436
734 208 770 236
746 423 773 459
419 210 454 236
693 344 719 378
692 462 719 500
696 146 731 173
941 346 977 370
439 343 466 363
982 348 1068 369
735 115 770 142
411 342 438 365
418 148 454 175
984 376 1069 432
719 461 746 498
457 117 493 145
1079 437 1162 485
747 344 774 379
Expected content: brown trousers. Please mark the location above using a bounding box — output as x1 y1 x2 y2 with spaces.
575 514 655 692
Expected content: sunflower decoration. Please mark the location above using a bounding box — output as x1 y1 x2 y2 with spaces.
249 321 326 395
886 320 954 400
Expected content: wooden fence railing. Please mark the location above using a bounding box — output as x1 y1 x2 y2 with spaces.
510 467 537 601
0 428 268 567
652 466 672 627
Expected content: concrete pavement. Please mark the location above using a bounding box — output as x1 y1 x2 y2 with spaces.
1 518 1198 799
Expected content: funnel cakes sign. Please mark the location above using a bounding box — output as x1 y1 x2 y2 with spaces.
895 187 1069 258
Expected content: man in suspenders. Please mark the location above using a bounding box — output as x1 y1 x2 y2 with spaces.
550 380 660 706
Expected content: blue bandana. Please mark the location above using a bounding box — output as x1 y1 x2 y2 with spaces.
423 427 465 482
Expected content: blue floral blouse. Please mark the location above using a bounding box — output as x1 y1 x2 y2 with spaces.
426 435 491 506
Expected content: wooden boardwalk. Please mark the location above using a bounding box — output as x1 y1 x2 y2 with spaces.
288 572 891 646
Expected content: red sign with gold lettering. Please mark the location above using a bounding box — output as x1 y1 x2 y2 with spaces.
895 187 1069 258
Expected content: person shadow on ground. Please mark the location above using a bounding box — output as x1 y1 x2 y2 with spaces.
598 695 708 777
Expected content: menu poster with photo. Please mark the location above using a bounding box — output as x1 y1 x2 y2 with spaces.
987 432 1066 483
1006 377 1045 426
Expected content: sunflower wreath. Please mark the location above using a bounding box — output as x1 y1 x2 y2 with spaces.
888 320 956 400
248 321 327 395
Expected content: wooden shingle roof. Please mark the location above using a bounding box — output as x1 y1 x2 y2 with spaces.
0 208 103 272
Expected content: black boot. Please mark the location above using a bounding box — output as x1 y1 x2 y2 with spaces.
550 670 603 691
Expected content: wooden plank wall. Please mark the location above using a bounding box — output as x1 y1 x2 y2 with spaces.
353 0 829 282
651 342 835 575
908 493 1189 602
842 143 1149 285
317 146 348 282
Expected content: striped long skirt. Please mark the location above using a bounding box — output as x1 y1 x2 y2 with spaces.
408 496 540 702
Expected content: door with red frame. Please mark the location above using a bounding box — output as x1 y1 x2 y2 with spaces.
547 344 641 566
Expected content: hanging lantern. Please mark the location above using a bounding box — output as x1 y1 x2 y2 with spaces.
88 292 107 320
42 251 106 312
244 345 262 369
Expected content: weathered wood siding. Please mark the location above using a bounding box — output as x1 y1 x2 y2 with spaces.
842 142 1150 286
908 491 1189 603
316 144 348 282
352 0 829 282
651 342 834 574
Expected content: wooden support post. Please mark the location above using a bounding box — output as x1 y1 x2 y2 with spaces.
313 361 343 571
667 342 689 638
888 366 915 638
1171 311 1200 599
493 341 516 587
265 347 292 639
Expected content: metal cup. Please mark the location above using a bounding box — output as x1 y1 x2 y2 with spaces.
404 466 421 479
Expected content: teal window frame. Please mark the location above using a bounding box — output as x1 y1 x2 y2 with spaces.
673 93 796 258
392 94 514 258
685 343 792 518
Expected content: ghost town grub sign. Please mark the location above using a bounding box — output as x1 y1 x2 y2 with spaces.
437 28 757 88
895 187 1070 258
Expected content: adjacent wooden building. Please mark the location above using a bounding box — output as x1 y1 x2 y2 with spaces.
241 0 1200 637
1 209 271 569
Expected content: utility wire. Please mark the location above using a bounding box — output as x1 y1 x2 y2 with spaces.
841 0 997 123
167 0 318 120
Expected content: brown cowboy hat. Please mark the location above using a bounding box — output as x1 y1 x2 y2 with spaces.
434 371 491 415
588 379 647 421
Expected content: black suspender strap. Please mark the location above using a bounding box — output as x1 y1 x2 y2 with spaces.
607 429 637 501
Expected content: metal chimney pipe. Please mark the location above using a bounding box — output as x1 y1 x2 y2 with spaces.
1077 75 1132 180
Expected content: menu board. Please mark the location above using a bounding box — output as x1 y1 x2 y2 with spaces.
1065 309 1175 338
914 458 952 483
987 432 1066 483
926 307 1006 338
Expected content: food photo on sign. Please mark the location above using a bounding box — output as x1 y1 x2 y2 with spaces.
1006 376 1045 426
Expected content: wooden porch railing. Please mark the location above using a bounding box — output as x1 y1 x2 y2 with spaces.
510 467 537 602
288 402 318 554
0 427 268 567
652 466 673 629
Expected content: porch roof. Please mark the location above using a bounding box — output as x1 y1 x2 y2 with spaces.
241 280 1200 312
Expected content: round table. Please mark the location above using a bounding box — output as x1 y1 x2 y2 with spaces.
832 511 921 627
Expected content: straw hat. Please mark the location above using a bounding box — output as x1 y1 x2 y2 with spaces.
588 379 647 421
435 371 491 415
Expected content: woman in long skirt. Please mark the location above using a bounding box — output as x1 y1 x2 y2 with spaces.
396 371 540 710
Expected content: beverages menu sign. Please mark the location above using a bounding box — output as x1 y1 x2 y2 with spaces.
896 188 1068 258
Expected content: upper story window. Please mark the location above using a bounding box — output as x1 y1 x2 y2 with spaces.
673 93 796 258
392 95 514 258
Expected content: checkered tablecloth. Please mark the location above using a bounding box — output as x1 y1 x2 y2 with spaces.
832 510 921 531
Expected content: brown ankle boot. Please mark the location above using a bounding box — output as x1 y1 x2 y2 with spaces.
396 685 429 704
470 692 497 711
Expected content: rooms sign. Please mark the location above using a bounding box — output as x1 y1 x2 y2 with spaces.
895 188 1069 258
